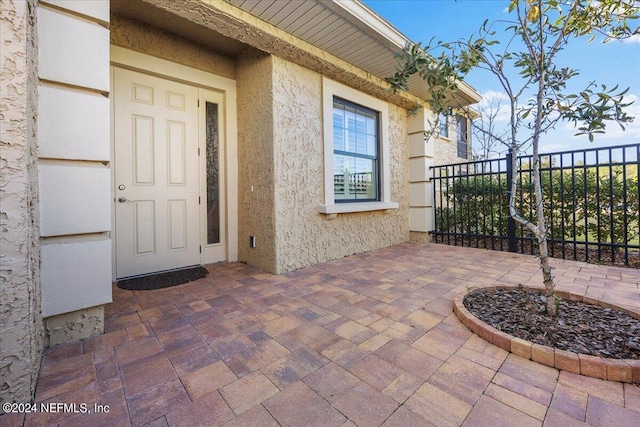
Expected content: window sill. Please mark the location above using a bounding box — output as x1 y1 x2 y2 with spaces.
317 201 399 217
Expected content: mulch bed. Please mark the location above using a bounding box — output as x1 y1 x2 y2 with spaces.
463 286 640 360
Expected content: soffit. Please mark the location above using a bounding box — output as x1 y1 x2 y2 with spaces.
227 0 399 78
227 0 480 105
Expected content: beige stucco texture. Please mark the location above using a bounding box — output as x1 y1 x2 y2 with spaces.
272 58 409 273
110 14 236 80
45 306 105 347
435 137 465 166
236 53 411 274
236 52 278 273
0 0 42 408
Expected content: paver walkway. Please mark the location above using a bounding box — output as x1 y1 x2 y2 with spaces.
3 243 639 426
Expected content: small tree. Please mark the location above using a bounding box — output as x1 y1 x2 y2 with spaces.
387 0 637 316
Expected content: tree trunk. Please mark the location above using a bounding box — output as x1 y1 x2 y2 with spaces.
538 235 558 316
531 125 558 316
508 145 559 317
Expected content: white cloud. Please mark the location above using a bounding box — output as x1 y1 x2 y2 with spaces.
479 90 509 105
477 90 512 123
622 34 640 44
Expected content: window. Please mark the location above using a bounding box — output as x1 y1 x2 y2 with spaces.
319 78 398 215
456 115 469 159
438 113 449 138
332 98 379 202
205 102 220 244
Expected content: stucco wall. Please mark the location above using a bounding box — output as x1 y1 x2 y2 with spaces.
44 306 104 347
110 14 236 80
272 57 409 273
0 0 43 408
236 51 278 273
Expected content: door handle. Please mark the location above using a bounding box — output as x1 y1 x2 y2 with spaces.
118 197 131 203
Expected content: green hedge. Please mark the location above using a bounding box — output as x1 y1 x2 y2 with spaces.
435 166 639 247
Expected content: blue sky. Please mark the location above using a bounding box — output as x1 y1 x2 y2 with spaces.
363 0 640 155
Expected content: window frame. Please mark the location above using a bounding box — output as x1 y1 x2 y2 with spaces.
318 78 398 215
332 97 380 203
456 115 469 159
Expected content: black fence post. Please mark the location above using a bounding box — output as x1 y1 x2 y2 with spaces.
505 148 517 253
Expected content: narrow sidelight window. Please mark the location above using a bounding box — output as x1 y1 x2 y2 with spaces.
206 102 220 244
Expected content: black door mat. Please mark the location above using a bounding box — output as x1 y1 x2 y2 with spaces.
117 266 209 290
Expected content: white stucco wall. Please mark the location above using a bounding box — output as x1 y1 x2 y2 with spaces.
0 0 42 409
41 238 112 318
38 163 111 237
407 109 436 237
43 0 110 24
38 6 109 92
37 2 112 334
38 85 110 161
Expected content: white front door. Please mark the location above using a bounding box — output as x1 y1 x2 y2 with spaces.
113 67 201 278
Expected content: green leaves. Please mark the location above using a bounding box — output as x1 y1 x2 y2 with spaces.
385 35 498 116
559 83 634 141
386 0 637 149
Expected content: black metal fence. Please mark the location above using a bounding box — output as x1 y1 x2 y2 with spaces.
431 143 640 267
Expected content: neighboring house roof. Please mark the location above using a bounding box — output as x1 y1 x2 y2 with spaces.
111 0 481 107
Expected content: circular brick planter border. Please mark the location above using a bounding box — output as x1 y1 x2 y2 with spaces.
453 286 640 384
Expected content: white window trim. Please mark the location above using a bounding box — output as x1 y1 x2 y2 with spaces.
318 77 398 215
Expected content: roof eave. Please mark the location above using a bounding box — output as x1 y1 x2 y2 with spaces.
457 81 482 104
325 0 481 107
322 0 408 50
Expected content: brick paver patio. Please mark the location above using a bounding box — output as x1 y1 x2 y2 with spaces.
3 243 639 426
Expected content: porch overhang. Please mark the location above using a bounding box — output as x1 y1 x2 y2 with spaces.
110 0 480 110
